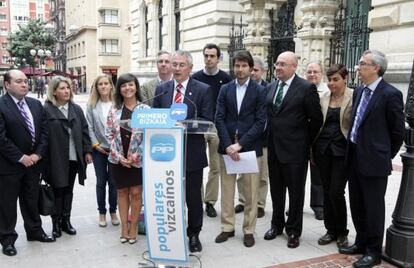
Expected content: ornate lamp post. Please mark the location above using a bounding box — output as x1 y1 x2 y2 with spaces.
29 48 52 90
383 60 414 267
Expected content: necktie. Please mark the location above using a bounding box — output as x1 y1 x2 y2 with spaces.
350 87 372 143
174 83 183 103
17 101 36 144
273 81 286 108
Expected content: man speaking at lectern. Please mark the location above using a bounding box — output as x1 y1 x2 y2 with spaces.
152 50 213 253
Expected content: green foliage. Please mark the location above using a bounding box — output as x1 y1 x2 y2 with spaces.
7 19 57 68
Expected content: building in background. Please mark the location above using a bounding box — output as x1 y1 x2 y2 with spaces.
0 0 10 74
65 0 131 92
49 0 65 72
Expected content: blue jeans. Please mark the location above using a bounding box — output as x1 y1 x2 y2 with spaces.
93 150 117 214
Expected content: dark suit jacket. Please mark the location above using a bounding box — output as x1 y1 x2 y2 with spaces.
215 79 266 156
0 93 48 175
347 79 404 177
152 78 214 172
266 74 323 163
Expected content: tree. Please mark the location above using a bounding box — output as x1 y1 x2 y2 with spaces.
8 19 57 68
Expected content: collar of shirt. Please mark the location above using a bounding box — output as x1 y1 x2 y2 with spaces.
364 77 382 92
58 103 69 110
174 78 189 93
10 94 26 106
203 67 220 76
281 74 295 88
235 78 250 88
157 75 172 84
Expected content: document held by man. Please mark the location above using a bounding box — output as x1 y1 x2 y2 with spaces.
223 151 259 174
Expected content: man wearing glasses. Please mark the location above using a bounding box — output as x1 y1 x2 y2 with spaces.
339 50 404 268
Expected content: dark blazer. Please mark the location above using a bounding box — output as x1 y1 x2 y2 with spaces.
0 93 48 174
215 79 267 156
266 74 323 163
43 101 92 187
347 79 404 177
152 78 214 172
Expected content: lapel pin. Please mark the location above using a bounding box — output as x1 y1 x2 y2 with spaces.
189 92 192 96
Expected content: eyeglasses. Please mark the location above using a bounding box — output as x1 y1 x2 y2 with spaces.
306 70 321 75
358 61 376 67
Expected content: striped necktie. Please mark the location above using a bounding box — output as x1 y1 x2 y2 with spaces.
273 81 286 108
17 101 36 145
175 83 183 103
350 87 372 143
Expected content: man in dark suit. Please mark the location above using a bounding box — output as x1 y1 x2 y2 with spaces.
214 50 266 247
339 50 405 268
0 70 55 257
152 50 213 253
264 51 323 248
235 55 268 218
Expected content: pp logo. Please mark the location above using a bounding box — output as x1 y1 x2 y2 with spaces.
150 134 175 162
170 103 187 120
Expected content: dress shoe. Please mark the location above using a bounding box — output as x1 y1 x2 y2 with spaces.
257 207 265 218
205 203 217 218
336 235 348 248
2 244 17 256
353 254 381 268
128 238 137 244
264 226 282 240
314 210 324 220
287 235 300 248
52 217 62 238
61 218 77 235
110 213 120 226
318 233 335 245
243 234 255 247
215 231 235 243
189 235 202 252
339 244 364 255
99 214 107 227
120 237 128 243
235 204 244 214
27 232 56 242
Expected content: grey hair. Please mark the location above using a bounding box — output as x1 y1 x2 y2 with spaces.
253 56 267 70
362 49 388 76
306 62 323 73
47 76 74 106
172 50 193 66
157 50 171 59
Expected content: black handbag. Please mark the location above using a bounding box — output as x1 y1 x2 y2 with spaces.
38 180 55 216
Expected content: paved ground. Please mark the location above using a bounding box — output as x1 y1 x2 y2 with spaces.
0 93 402 267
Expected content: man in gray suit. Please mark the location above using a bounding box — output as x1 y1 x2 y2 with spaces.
141 50 173 106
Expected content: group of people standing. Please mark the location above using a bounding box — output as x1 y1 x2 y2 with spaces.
0 45 404 268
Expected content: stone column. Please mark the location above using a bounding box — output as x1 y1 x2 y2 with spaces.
296 0 337 74
238 0 279 57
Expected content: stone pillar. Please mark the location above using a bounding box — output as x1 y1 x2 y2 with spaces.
238 0 279 57
296 0 337 74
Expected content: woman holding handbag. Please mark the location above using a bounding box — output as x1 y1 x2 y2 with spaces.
86 74 119 227
44 76 92 238
106 73 148 244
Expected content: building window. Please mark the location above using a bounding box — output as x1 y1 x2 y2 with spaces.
1 42 7 49
0 1 6 7
0 14 6 21
100 9 118 24
2 56 8 64
101 39 119 53
174 0 180 50
0 28 7 36
158 0 163 50
145 6 149 57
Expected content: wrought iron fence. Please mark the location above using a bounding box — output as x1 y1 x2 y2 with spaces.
228 16 245 79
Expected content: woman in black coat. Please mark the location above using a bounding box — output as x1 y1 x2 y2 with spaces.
43 76 92 238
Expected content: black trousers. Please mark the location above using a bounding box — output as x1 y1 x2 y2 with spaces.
349 152 388 258
315 152 348 236
268 148 308 237
310 163 324 213
185 169 203 237
0 168 43 246
52 161 78 218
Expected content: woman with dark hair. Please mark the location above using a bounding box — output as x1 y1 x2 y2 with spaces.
313 64 353 248
43 76 93 238
86 74 119 227
105 73 148 244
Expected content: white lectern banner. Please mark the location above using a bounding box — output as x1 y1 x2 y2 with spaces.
143 128 188 263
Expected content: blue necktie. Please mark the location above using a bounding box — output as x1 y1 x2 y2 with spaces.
350 87 372 143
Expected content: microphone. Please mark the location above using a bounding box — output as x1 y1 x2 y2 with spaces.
141 90 168 106
176 88 198 129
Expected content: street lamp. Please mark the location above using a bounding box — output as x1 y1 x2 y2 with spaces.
30 48 52 92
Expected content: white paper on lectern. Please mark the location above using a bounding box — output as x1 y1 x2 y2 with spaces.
223 151 259 174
